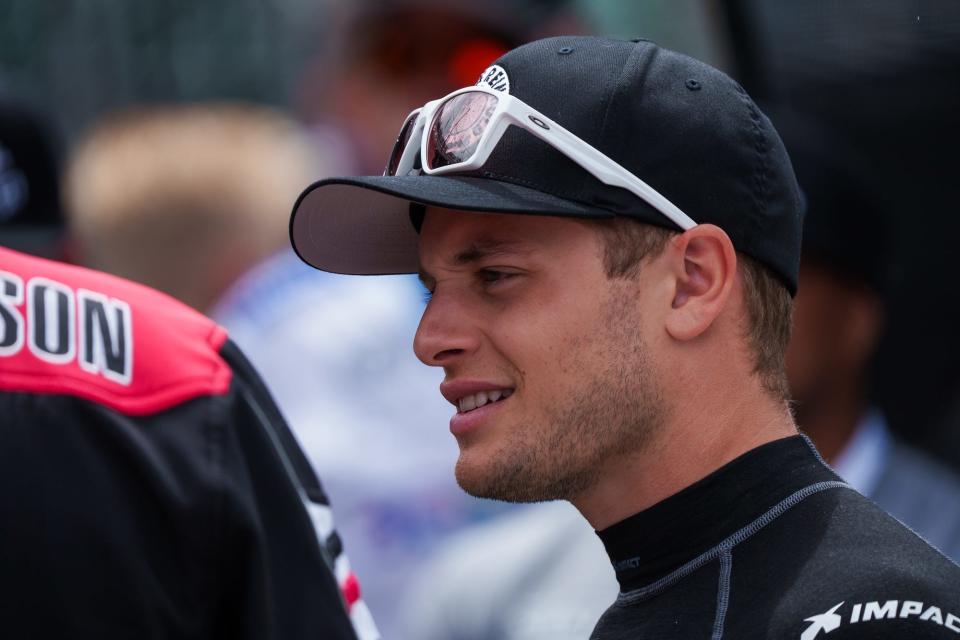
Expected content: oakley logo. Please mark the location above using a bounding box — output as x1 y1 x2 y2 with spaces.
801 600 960 638
477 65 510 93
528 115 549 130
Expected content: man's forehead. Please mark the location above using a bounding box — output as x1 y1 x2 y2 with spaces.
456 237 531 261
416 209 567 281
418 209 558 259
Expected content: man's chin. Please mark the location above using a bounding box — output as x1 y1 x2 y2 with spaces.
453 453 525 502
453 450 577 503
454 454 507 500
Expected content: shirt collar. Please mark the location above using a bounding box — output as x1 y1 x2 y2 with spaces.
595 435 839 592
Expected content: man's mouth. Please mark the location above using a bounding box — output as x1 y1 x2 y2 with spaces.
457 388 514 414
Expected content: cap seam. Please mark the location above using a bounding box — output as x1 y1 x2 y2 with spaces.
733 83 770 226
597 41 654 184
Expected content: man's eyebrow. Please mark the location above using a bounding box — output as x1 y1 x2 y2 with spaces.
452 239 529 265
418 239 531 286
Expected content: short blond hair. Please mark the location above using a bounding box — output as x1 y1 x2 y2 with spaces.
66 104 319 311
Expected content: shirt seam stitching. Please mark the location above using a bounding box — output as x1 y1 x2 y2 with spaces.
711 546 733 639
613 480 851 606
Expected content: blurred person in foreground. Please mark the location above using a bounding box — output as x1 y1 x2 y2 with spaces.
291 36 960 639
63 102 483 637
396 117 960 640
0 102 375 637
0 246 376 640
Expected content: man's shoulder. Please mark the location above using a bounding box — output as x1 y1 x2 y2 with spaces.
786 598 960 639
0 246 232 416
783 483 960 583
754 485 960 639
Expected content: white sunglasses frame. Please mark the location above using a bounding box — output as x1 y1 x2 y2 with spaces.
386 85 697 231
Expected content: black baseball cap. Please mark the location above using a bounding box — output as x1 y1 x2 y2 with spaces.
290 36 804 293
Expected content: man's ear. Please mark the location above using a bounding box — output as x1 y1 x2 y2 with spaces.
665 224 737 341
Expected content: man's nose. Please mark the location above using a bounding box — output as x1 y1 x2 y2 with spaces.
413 293 479 367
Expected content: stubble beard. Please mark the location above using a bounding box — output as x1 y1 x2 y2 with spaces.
455 288 666 503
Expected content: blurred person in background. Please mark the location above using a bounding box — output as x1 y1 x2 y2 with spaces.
0 102 376 639
66 103 318 313
396 115 960 640
400 499 615 640
780 116 960 560
295 0 586 175
0 98 69 260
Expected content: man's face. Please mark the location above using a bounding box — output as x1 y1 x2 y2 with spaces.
414 209 664 503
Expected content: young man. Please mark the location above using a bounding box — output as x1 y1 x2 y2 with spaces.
397 117 960 640
290 36 960 638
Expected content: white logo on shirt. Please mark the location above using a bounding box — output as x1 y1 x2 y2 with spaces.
801 602 843 640
801 600 960 638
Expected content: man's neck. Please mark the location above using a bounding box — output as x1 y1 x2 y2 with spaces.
571 392 797 531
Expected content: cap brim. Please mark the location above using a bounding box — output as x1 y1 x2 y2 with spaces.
289 175 618 274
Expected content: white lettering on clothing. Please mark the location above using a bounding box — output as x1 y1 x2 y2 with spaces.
1 275 133 385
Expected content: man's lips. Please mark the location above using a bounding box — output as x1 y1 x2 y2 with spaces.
439 379 516 414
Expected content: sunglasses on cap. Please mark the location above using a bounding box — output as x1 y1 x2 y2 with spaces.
384 85 697 231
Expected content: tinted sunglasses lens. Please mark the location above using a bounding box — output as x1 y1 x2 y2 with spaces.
425 92 499 170
386 111 419 176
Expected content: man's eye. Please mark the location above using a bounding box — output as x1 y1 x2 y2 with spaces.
477 269 522 291
479 269 513 285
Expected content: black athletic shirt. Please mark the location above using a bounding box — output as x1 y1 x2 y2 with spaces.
593 436 960 639
0 247 377 639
